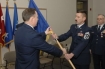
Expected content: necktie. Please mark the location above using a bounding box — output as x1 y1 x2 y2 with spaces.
97 26 100 32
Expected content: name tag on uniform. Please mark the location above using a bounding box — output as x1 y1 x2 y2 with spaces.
77 33 84 37
77 31 84 37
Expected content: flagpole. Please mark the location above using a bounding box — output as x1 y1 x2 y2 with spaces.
6 0 9 6
13 0 16 3
51 31 76 69
55 39 76 69
8 44 10 52
6 0 10 52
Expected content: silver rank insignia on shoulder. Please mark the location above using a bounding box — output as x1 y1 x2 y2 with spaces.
84 32 90 39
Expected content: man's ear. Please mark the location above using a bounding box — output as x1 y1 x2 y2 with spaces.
104 18 105 22
30 16 33 21
83 17 86 21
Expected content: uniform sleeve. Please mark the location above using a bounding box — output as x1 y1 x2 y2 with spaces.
89 27 94 49
39 32 46 40
58 25 73 42
31 34 63 57
16 22 24 29
72 30 90 57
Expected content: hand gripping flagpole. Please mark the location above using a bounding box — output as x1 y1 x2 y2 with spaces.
55 39 76 69
50 31 76 69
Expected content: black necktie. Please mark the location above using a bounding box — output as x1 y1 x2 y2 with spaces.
97 26 100 32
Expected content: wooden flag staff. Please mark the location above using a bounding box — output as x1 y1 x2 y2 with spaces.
55 39 76 69
50 30 76 69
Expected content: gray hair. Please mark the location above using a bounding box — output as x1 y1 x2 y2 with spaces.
98 14 105 17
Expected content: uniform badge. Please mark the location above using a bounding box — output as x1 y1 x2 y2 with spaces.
101 29 105 37
102 29 105 33
78 31 84 37
84 32 90 39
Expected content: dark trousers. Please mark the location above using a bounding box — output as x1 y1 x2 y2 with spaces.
92 53 105 69
74 64 89 69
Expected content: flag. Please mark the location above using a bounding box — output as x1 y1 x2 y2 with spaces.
0 3 6 47
28 0 49 33
28 0 50 55
13 2 18 35
5 3 13 48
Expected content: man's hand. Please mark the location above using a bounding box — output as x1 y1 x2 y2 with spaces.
90 49 92 54
64 53 74 60
45 27 53 35
51 33 58 39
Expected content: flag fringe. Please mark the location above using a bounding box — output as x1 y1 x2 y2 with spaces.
5 40 13 46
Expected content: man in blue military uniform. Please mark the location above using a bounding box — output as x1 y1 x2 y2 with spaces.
14 8 67 69
52 10 91 69
90 14 105 69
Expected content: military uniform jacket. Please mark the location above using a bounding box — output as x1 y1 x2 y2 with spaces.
14 23 63 69
58 24 91 65
90 24 105 55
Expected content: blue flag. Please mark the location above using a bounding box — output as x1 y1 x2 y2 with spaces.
5 4 13 47
13 2 18 35
28 0 49 33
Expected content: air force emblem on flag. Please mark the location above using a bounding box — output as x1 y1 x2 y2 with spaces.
84 32 90 39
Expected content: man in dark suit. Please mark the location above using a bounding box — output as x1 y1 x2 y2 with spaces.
15 22 47 41
52 10 91 69
90 14 105 69
16 22 24 29
14 8 67 69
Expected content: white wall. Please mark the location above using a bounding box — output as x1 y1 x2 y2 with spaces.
88 0 93 27
0 0 76 64
92 0 100 25
89 0 105 26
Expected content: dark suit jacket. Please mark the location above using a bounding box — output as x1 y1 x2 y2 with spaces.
90 24 105 55
15 22 46 40
14 23 63 69
58 24 91 65
16 22 24 29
